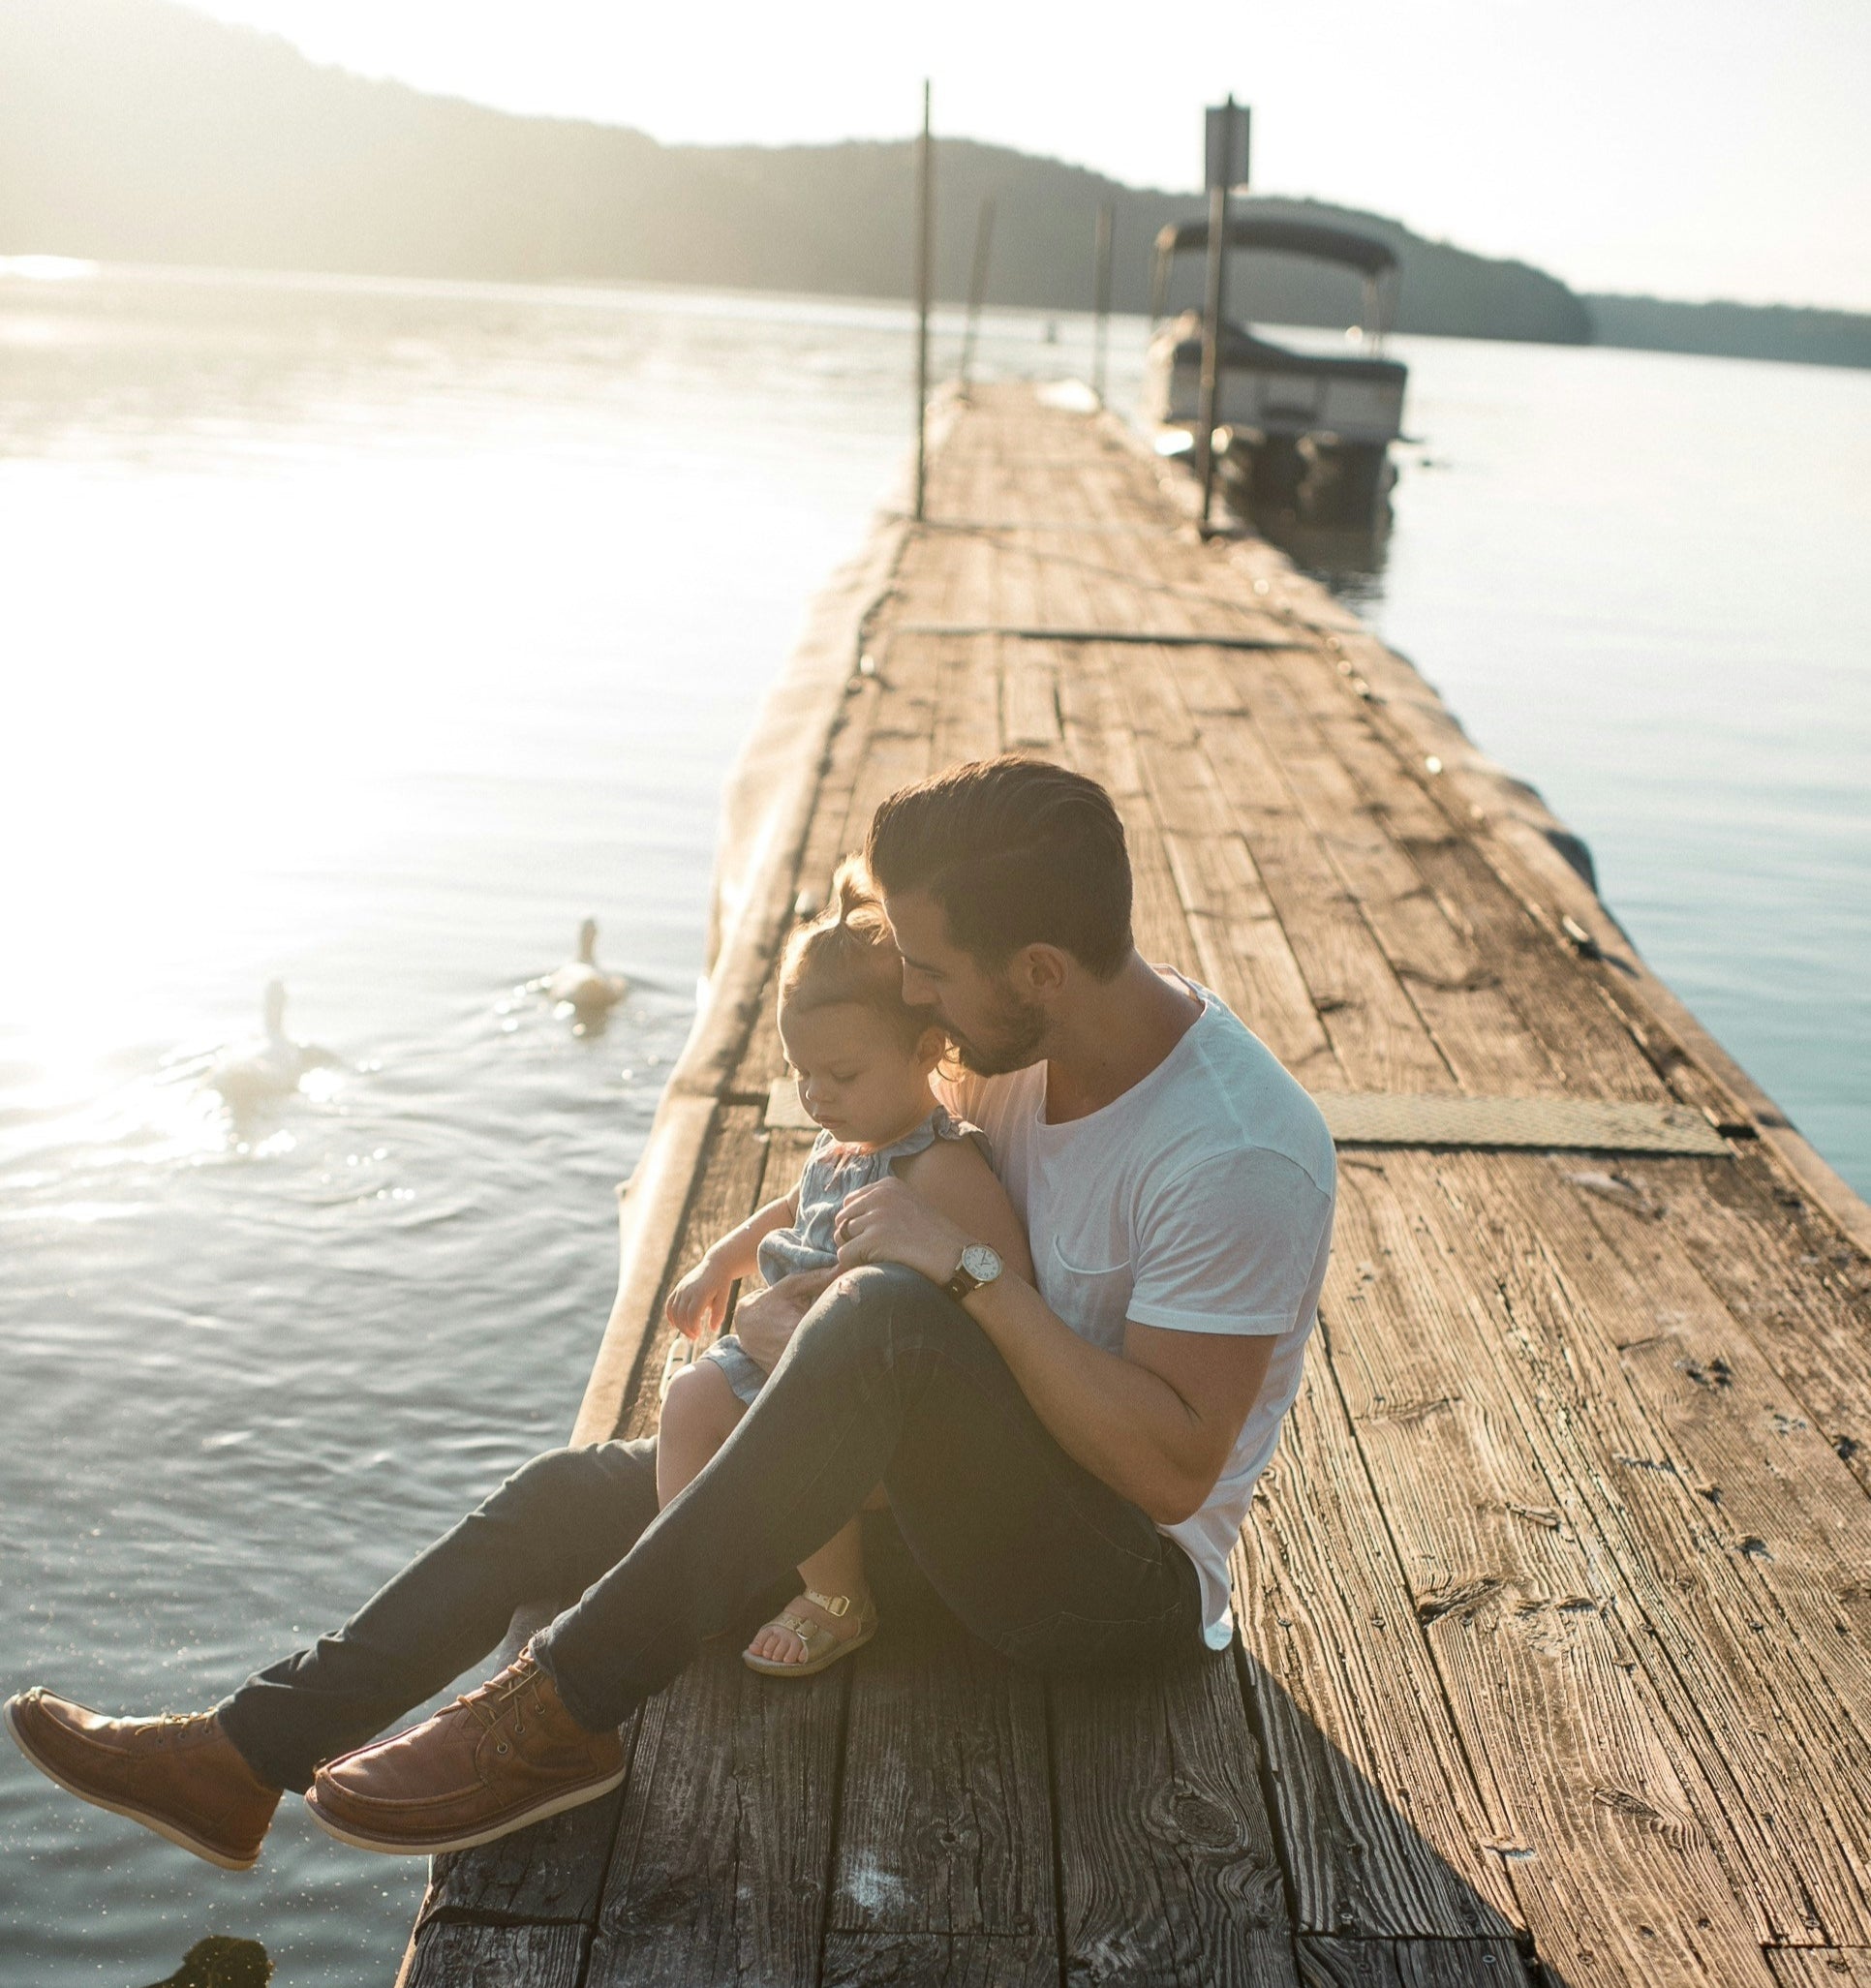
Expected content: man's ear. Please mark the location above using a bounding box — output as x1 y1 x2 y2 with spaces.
1009 942 1071 999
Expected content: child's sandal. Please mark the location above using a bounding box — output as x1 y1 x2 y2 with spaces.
743 1588 878 1677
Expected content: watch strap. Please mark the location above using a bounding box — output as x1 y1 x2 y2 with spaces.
943 1262 984 1302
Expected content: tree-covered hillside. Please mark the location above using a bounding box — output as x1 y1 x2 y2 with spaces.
2 0 1863 368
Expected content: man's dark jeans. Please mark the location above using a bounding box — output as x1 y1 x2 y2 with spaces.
218 1264 1205 1791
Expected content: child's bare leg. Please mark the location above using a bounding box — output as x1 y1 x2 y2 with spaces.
656 1361 747 1509
746 1517 873 1666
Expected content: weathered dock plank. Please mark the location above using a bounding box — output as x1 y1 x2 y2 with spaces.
1329 1166 1773 1983
1233 1361 1524 1941
420 1781 629 1927
823 1625 1055 1983
404 1919 589 1988
1391 1146 1866 1947
1295 1935 1534 1988
582 1643 845 1987
1051 1648 1297 1986
1651 1155 1871 1499
1770 1955 1871 1988
404 382 1871 1987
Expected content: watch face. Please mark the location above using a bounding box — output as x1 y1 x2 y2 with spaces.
960 1243 1002 1284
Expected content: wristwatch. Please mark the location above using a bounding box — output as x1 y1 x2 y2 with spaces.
943 1242 1003 1303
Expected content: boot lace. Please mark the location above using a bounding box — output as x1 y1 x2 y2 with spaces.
453 1655 543 1751
150 1711 216 1747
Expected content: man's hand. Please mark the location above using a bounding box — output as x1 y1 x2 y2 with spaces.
833 1177 966 1287
731 1269 839 1370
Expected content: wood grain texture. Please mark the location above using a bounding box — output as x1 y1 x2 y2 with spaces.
1232 660 1566 1099
1328 1161 1774 1983
934 632 1006 769
1052 1647 1298 1987
403 1919 587 1988
1443 1150 1871 1942
1000 641 1063 750
1648 1153 1871 1500
820 1933 1058 1987
420 1783 629 1927
1053 647 1201 972
585 1643 845 1987
1208 569 1678 1111
1161 825 1341 1085
1769 1955 1871 1988
1234 1355 1522 1939
830 1623 1054 1946
1295 1936 1533 1988
1194 692 1457 1093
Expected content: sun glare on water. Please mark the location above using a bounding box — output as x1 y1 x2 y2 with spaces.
0 445 494 1151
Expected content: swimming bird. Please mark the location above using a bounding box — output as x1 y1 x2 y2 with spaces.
546 918 628 1025
209 981 336 1110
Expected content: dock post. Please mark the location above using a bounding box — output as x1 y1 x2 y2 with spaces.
1201 96 1241 529
914 79 934 522
1092 201 1114 406
1196 97 1248 532
960 195 996 393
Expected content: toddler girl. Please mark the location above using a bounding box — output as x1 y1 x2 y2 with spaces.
657 862 1032 1676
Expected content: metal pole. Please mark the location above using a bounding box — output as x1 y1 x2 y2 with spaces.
1091 202 1114 406
913 80 933 523
960 195 996 392
1195 98 1234 532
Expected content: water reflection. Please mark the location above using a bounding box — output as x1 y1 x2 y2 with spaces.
1256 509 1393 610
142 1937 272 1988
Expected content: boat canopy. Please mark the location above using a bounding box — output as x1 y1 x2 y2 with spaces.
1153 217 1397 276
1150 217 1399 337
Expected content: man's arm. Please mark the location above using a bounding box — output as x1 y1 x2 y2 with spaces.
831 1177 1274 1525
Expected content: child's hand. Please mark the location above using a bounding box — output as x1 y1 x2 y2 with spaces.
665 1254 733 1340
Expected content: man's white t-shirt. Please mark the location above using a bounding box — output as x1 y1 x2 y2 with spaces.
937 974 1335 1649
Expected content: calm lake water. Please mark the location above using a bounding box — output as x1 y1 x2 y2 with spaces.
1 263 1866 1985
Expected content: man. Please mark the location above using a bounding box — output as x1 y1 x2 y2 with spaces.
7 755 1334 1866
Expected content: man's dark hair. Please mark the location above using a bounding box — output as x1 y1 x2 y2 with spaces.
866 755 1133 977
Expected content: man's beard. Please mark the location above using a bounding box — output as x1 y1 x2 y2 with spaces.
944 982 1048 1078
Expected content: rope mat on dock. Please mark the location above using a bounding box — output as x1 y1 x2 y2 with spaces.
764 1081 1732 1154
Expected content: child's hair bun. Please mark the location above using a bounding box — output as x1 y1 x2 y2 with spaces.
781 858 938 1044
829 857 878 930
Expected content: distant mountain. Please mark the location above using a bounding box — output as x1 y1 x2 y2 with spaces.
0 0 1587 343
1 0 1864 370
1584 294 1871 372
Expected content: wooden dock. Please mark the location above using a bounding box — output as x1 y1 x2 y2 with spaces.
399 383 1871 1988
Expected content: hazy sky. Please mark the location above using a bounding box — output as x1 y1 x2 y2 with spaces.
189 0 1871 311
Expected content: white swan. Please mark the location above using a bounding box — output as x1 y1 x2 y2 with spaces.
209 981 337 1110
546 918 628 1023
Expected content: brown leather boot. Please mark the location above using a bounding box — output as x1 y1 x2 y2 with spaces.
5 1689 281 1871
303 1645 624 1856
